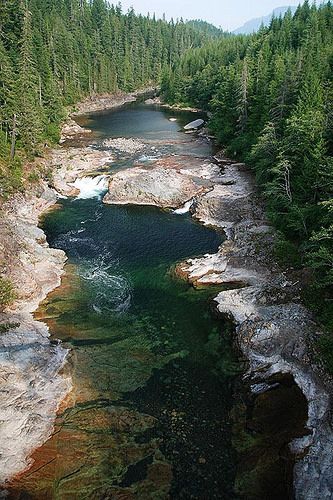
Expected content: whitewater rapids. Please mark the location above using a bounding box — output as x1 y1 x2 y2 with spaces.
71 175 109 199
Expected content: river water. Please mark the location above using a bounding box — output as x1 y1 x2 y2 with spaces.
9 102 242 499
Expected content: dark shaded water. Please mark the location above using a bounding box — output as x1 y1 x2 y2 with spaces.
9 102 241 498
79 102 209 147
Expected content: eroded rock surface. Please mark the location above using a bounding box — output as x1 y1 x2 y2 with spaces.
176 161 333 499
60 118 92 143
0 184 71 483
43 147 113 197
103 166 212 209
103 137 145 153
72 88 154 116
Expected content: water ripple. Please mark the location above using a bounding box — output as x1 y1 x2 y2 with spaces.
78 253 132 314
54 229 132 314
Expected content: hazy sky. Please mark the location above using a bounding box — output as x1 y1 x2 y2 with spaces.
117 0 305 31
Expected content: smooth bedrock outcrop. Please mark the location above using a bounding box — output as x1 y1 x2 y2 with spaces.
0 184 72 483
103 166 212 209
103 151 333 499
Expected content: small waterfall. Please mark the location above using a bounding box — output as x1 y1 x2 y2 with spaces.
71 175 109 199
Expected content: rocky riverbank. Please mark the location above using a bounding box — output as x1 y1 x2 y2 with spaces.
0 91 148 487
1 92 332 497
0 184 71 484
102 152 333 498
0 160 107 484
176 161 333 499
73 88 156 116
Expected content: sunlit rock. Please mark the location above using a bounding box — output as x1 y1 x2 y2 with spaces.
103 167 210 209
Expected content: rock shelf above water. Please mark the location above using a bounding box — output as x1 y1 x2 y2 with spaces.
103 166 213 209
174 161 333 499
102 142 333 497
41 147 113 197
0 186 71 483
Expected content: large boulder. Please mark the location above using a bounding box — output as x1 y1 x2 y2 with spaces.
103 167 209 209
184 119 204 130
60 118 91 143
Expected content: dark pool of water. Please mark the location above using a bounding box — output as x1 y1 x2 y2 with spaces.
77 101 213 159
77 102 206 142
10 103 241 499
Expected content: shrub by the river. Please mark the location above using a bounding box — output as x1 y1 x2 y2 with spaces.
0 277 16 309
0 322 20 334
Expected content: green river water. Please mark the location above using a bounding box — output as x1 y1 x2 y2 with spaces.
10 102 243 499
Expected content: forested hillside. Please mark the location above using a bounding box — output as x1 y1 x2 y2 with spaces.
1 0 332 362
163 2 333 357
0 0 212 195
185 20 224 38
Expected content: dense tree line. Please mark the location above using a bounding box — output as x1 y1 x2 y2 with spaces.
0 0 214 195
0 0 332 359
185 20 224 38
163 1 333 362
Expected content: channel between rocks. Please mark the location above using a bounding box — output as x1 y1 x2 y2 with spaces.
0 92 332 499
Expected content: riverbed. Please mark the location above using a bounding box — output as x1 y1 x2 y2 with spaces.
7 102 241 498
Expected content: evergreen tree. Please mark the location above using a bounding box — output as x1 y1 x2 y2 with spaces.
17 5 44 154
162 1 333 338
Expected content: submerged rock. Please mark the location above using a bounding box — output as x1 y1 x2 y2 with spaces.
103 137 145 153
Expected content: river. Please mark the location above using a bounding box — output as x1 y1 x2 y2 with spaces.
8 102 241 498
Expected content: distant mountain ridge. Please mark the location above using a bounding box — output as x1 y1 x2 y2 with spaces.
233 5 298 34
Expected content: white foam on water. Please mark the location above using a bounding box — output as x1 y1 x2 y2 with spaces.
138 155 158 163
71 175 109 199
54 231 100 255
78 253 132 314
81 207 103 225
173 199 194 215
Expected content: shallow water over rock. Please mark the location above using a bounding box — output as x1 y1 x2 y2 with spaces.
6 103 242 498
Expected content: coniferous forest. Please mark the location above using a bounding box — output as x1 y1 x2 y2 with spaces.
0 0 217 191
0 1 332 363
163 1 333 361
